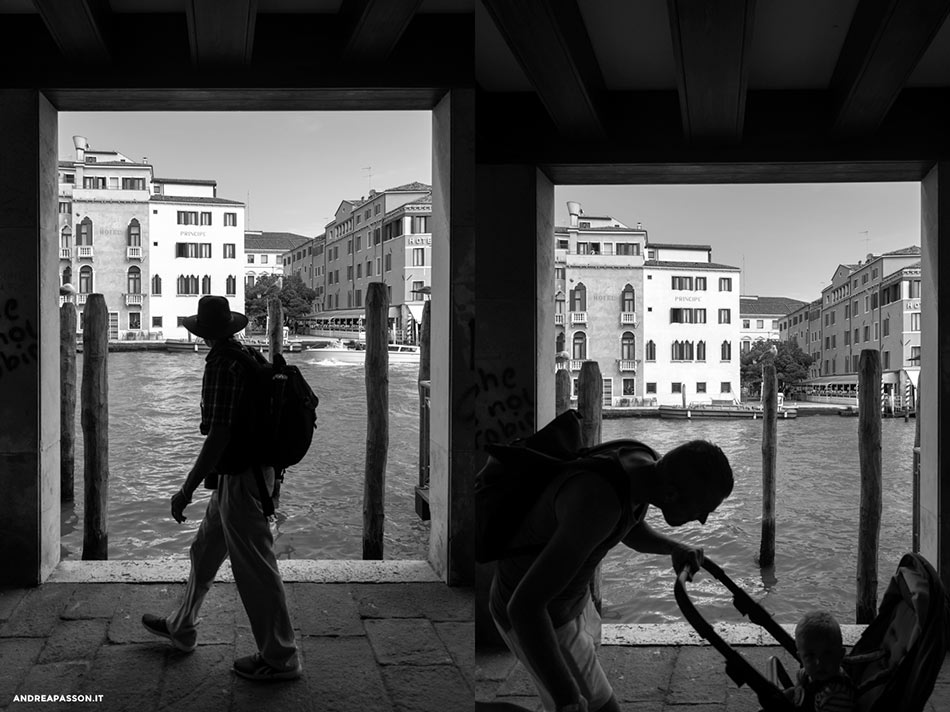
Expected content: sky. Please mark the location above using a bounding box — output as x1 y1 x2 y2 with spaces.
59 112 920 305
58 111 433 238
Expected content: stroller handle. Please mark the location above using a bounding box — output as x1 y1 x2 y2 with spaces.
674 558 800 712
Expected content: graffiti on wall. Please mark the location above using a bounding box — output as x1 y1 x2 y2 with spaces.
465 366 536 450
0 298 39 379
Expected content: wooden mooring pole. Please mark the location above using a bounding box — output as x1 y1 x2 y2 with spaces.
363 283 389 560
759 363 778 567
577 362 604 613
913 376 921 553
267 297 283 359
60 302 77 502
415 301 431 521
857 349 883 623
81 294 108 560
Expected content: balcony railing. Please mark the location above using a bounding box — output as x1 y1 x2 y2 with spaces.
621 311 637 325
570 311 588 325
555 361 570 371
77 246 94 259
569 359 588 371
555 313 565 325
127 246 142 260
125 293 144 306
60 248 70 260
618 359 636 372
76 293 88 305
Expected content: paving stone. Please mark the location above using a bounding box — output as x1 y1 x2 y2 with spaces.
297 636 393 712
434 621 474 690
665 646 729 706
230 673 312 712
0 585 74 638
353 583 474 621
80 643 165 712
495 660 540 698
157 643 233 711
0 639 44 703
37 619 108 664
62 583 132 620
600 646 677 703
363 619 453 666
0 588 28 624
109 584 234 647
475 648 518 682
289 583 363 637
13 661 90 701
380 665 472 712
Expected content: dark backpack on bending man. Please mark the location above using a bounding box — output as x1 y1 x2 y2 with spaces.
211 342 319 516
475 409 659 563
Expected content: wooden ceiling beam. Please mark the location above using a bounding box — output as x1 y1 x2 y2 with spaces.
480 0 607 141
831 0 950 136
185 0 257 68
667 0 756 144
340 0 423 64
32 0 112 65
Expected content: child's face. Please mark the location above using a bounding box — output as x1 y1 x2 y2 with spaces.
797 633 845 682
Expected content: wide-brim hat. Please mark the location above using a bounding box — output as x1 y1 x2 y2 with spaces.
182 295 248 339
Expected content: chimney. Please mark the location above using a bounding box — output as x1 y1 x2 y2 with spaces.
566 201 581 227
73 135 88 162
866 253 874 262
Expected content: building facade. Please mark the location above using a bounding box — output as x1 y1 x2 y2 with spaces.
739 295 807 353
59 136 247 341
555 202 741 407
246 231 311 288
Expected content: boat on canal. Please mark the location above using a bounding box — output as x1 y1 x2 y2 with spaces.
306 339 420 364
658 398 798 420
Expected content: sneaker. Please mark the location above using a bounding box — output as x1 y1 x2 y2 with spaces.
141 613 197 653
233 653 302 682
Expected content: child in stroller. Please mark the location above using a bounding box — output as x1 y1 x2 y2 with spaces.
674 553 949 712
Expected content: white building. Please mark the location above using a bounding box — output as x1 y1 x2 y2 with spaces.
556 202 741 407
739 295 807 353
246 231 311 288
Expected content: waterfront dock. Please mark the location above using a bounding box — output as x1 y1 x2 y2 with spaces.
0 561 472 712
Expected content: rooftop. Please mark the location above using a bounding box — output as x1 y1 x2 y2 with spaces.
740 296 809 316
648 242 713 251
149 195 242 206
245 232 311 252
644 260 739 271
154 177 217 186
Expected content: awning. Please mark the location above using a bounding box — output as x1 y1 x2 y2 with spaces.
315 309 366 320
882 371 899 384
406 303 425 324
803 375 858 386
903 367 920 388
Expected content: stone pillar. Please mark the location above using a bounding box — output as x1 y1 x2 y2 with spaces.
473 164 555 648
0 91 60 585
430 88 476 586
920 163 950 587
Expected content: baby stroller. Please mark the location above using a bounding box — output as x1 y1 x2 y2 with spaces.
674 553 950 711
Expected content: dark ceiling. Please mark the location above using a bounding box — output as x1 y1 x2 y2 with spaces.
4 0 950 181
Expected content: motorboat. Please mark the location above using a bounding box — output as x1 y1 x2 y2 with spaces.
306 339 420 364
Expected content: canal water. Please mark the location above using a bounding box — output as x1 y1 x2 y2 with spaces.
62 351 430 561
599 415 916 624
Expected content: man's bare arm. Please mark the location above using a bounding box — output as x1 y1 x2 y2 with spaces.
506 474 622 710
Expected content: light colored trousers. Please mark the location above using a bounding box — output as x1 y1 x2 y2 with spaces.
166 466 299 670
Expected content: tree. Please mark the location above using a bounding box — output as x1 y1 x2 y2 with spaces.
740 339 813 396
244 274 317 333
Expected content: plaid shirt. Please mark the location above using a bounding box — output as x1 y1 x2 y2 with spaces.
199 342 247 435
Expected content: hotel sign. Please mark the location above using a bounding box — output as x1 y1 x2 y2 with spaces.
674 296 703 303
180 231 207 237
407 236 431 245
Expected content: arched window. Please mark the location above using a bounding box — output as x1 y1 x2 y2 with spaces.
178 275 199 295
556 332 565 353
246 273 256 288
621 284 635 312
78 265 93 293
621 331 635 360
572 332 587 360
151 274 162 296
226 275 236 296
569 283 587 312
77 217 93 245
201 275 211 295
62 266 72 287
697 340 706 361
60 225 71 251
127 266 141 294
671 341 694 361
721 340 732 361
555 291 565 314
645 340 656 361
127 218 141 246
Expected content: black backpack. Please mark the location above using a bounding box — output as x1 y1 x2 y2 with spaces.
213 343 319 515
474 409 658 563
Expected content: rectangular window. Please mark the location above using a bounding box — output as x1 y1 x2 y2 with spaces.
854 328 860 343
356 264 362 278
911 312 921 331
83 176 107 189
247 254 255 264
912 345 921 362
175 242 212 258
721 382 731 393
719 309 731 324
152 316 163 328
412 248 425 266
696 382 707 393
845 304 850 318
864 325 870 341
385 254 392 272
199 212 212 226
622 378 636 396
224 212 237 226
910 280 921 298
694 277 707 291
646 382 656 394
347 266 353 280
871 293 879 310
874 322 879 340
756 319 764 329
224 243 235 259
615 243 640 256
129 312 141 330
883 351 891 369
122 177 146 190
844 331 850 345
742 319 750 328
671 382 682 394
261 255 268 264
719 277 732 291
671 276 693 290
176 211 198 225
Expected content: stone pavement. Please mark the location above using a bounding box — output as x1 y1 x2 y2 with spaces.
0 561 473 712
476 631 950 711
